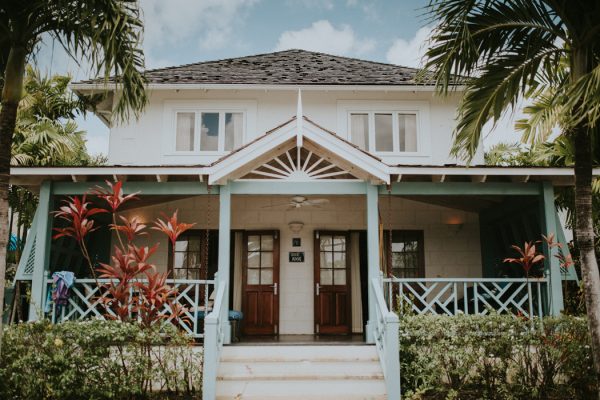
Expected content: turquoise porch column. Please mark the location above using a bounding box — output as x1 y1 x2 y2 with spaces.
540 181 564 316
29 181 53 321
365 183 379 343
218 183 232 343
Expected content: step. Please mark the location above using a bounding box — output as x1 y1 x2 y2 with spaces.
215 379 387 400
220 345 379 362
217 360 384 381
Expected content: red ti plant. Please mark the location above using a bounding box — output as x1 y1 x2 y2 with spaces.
504 241 545 278
52 181 195 329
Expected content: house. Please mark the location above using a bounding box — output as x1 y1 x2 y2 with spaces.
10 50 581 400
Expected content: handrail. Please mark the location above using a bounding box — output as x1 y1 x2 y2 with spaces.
202 280 226 400
372 277 401 400
383 277 548 318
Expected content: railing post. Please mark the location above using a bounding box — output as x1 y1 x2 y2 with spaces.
203 316 218 400
29 181 53 321
366 183 380 343
385 313 401 400
540 182 564 316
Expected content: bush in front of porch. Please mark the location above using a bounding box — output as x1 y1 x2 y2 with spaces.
400 314 594 400
0 319 202 399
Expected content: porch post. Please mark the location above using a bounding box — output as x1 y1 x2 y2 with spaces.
218 183 232 344
365 183 379 343
540 181 564 316
29 181 53 321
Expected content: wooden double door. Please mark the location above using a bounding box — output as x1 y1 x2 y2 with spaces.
242 231 280 335
314 231 352 334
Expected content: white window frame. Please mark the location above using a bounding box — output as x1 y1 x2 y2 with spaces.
163 100 256 156
337 100 430 157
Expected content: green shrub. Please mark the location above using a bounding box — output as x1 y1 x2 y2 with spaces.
0 320 202 399
399 314 595 400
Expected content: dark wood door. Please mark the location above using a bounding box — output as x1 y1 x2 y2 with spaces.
242 231 279 335
314 231 351 334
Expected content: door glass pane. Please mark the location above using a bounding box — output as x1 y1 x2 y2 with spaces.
320 252 333 269
174 253 185 269
261 252 273 268
247 269 259 285
200 112 219 151
399 114 417 152
320 269 333 285
248 252 260 268
320 236 332 251
175 240 188 252
375 113 393 152
334 269 346 285
174 269 187 279
350 113 369 151
333 236 346 252
248 236 260 252
333 252 345 269
224 112 243 151
261 268 273 284
176 112 195 151
261 235 274 251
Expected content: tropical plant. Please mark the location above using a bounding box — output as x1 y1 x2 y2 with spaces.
422 1 600 389
0 0 147 353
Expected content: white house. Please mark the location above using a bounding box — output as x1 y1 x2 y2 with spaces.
10 50 580 400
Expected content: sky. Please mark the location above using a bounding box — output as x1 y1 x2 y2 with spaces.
35 0 524 157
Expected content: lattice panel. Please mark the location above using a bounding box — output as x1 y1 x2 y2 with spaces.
241 146 358 181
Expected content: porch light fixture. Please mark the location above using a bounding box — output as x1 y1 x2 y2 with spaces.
444 216 464 233
288 221 304 233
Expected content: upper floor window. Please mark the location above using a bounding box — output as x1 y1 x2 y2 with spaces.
175 111 244 153
349 111 417 153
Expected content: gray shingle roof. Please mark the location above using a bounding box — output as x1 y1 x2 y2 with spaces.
77 49 430 86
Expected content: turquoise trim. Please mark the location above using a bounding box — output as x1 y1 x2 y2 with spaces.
52 181 217 195
540 182 564 316
29 181 53 321
384 182 541 196
217 184 232 344
229 181 368 195
555 211 578 282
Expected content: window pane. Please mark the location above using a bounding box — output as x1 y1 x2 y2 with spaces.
175 240 189 252
176 113 195 151
350 113 369 151
399 114 417 152
174 252 185 269
261 235 274 251
333 236 346 252
320 252 333 269
248 236 260 252
200 112 219 151
225 113 243 151
320 269 333 285
261 268 273 284
248 252 260 268
261 252 273 269
375 113 393 152
333 252 345 269
320 236 332 252
247 269 259 285
174 269 187 279
334 269 346 285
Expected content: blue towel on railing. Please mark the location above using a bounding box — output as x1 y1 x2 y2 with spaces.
46 271 75 314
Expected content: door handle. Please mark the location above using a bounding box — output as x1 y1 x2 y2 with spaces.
316 283 320 296
271 283 278 296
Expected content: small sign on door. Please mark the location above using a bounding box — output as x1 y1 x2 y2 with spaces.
289 252 304 262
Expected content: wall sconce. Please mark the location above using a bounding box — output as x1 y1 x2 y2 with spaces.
444 216 464 233
288 221 304 233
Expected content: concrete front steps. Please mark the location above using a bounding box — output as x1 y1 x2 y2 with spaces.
216 345 387 400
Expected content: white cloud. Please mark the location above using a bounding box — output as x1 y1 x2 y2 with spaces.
385 26 433 67
274 20 375 56
140 0 258 65
293 0 335 10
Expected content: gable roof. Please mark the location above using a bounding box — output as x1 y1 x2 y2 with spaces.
75 49 434 86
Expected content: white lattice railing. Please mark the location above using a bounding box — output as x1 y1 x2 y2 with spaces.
383 277 548 318
372 278 401 400
45 278 215 338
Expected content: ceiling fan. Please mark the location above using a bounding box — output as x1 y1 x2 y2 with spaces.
262 195 329 209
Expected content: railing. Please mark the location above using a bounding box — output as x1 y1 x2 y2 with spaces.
372 278 401 400
202 280 227 400
383 277 548 318
45 278 215 338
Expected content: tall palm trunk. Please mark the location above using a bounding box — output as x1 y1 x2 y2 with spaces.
0 45 27 355
572 46 600 396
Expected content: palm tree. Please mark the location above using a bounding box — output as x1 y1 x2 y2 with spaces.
0 0 147 353
422 0 600 389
